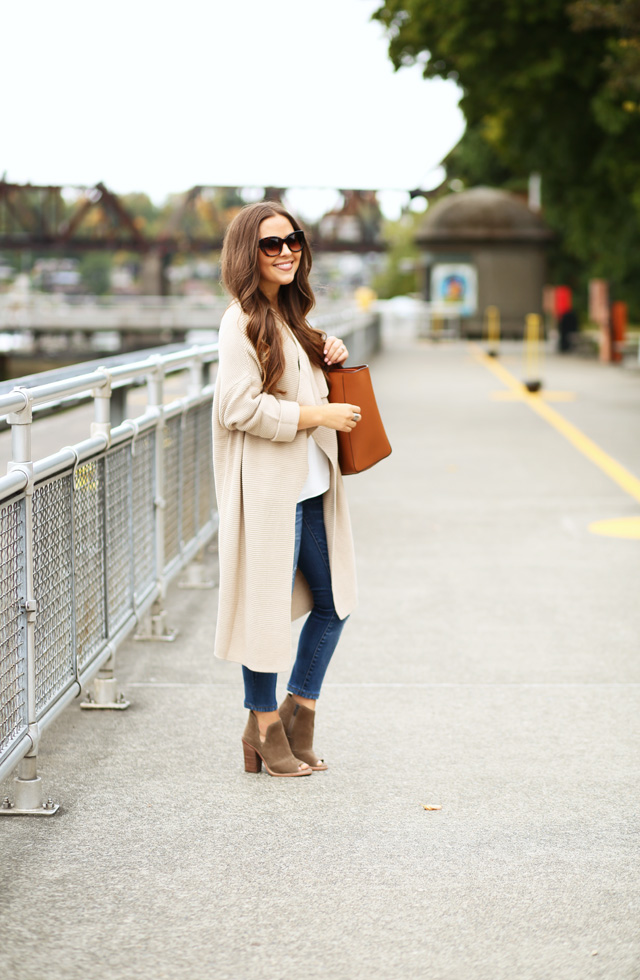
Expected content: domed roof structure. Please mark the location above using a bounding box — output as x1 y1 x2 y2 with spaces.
417 187 553 244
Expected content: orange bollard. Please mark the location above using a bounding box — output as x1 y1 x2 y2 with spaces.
611 301 627 363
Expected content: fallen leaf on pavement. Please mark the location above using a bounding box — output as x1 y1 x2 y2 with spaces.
422 804 442 810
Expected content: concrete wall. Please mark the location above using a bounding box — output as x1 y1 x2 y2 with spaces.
471 245 546 338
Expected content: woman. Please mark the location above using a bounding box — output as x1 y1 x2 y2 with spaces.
213 201 361 777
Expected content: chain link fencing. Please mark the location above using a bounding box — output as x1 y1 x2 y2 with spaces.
0 309 380 812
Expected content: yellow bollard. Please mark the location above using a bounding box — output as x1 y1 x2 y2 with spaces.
485 305 500 357
524 313 543 392
355 286 376 311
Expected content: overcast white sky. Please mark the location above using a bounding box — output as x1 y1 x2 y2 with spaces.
1 0 464 218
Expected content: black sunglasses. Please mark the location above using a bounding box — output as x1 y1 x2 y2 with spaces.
258 230 305 257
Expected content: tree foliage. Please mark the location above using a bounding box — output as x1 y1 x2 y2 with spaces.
373 212 423 297
373 0 640 310
78 252 112 295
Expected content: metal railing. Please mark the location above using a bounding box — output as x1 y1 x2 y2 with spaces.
0 293 229 332
0 344 218 814
0 293 362 333
0 308 380 815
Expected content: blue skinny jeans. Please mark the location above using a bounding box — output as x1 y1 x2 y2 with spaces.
242 493 347 712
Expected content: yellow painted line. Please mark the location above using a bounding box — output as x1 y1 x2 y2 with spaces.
589 516 640 539
471 345 640 507
490 390 576 402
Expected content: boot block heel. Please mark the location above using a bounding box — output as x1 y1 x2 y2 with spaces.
242 739 262 773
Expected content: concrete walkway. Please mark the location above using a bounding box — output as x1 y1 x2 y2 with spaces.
2 338 639 980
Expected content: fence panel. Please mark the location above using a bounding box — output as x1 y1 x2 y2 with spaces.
105 445 134 635
131 430 156 601
163 416 182 568
0 497 27 758
73 459 107 672
181 408 198 548
0 347 220 792
196 402 215 531
33 475 75 718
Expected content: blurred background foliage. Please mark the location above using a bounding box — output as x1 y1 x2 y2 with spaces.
373 0 640 315
372 211 423 298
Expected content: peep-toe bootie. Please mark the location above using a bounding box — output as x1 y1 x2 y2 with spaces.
279 693 328 771
242 711 312 777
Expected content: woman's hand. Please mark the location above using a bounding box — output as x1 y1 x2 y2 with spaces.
323 336 349 366
320 403 362 433
298 403 362 432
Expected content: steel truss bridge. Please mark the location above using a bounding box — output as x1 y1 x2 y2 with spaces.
0 180 430 258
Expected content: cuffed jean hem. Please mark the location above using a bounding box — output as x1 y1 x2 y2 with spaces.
286 683 321 701
243 700 278 712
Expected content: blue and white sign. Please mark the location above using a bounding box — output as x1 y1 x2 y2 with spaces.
431 263 478 316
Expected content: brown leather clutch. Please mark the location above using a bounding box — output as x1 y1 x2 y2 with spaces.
326 365 392 475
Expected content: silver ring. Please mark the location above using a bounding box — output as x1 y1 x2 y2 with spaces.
353 413 361 421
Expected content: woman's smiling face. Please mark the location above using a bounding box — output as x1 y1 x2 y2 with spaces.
257 214 301 297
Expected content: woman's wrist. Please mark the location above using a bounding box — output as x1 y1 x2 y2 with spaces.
297 405 325 430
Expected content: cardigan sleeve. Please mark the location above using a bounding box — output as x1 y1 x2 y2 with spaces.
216 305 301 443
219 374 300 442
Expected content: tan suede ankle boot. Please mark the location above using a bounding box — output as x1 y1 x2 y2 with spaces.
242 711 312 777
278 693 328 771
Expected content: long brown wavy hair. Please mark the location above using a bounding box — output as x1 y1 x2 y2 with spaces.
220 201 326 394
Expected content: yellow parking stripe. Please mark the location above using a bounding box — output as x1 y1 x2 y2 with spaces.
589 517 640 539
472 346 640 507
490 390 576 402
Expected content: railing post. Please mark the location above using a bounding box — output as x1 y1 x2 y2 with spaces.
134 358 177 641
90 368 113 445
179 352 215 590
187 352 204 399
178 548 215 590
80 648 130 710
1 387 59 816
80 368 129 708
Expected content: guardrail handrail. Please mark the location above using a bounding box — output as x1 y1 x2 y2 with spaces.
0 307 380 816
0 340 219 815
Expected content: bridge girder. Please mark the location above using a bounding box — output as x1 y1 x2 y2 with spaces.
0 180 391 255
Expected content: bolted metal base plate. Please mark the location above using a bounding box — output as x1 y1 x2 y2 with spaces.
134 628 179 642
80 698 130 710
80 683 130 710
0 799 59 817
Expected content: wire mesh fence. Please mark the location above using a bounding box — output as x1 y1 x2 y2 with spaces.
0 309 380 806
131 430 156 601
32 474 75 717
0 497 27 762
0 343 220 789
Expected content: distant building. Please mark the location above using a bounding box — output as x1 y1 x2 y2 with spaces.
31 258 81 293
416 187 553 337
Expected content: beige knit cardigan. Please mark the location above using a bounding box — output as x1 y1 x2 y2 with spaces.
212 301 357 673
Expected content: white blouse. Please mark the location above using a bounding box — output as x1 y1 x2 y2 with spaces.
283 322 331 503
298 433 331 503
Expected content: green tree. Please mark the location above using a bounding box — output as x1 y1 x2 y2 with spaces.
373 211 422 298
79 252 112 295
120 193 162 236
373 0 640 311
